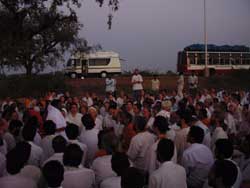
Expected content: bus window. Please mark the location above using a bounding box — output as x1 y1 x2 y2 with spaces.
89 58 110 66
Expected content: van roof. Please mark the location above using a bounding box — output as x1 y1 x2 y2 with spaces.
72 51 119 59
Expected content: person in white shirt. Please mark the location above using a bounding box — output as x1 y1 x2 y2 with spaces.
100 152 130 188
177 72 184 99
213 139 242 188
156 100 172 119
88 107 103 130
3 120 23 152
0 142 37 188
66 103 84 133
65 123 88 166
193 111 212 149
92 130 119 185
105 76 117 97
188 72 198 97
175 110 191 163
149 138 187 188
182 126 214 188
46 101 67 136
210 112 228 151
42 160 64 188
127 116 156 171
151 75 160 94
131 69 143 101
145 116 176 175
22 124 44 167
41 120 56 161
43 135 67 166
142 106 155 130
79 114 99 167
62 144 95 188
208 160 238 188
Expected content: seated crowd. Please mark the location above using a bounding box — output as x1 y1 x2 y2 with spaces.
0 88 250 188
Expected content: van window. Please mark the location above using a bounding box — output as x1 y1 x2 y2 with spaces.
67 59 80 67
89 58 110 66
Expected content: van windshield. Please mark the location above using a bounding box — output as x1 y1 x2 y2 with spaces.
67 59 80 67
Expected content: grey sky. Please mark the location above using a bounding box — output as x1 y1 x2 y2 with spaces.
75 0 250 72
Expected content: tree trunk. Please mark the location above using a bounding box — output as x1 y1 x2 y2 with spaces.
25 64 33 76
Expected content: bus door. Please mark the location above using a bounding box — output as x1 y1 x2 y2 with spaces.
81 60 87 76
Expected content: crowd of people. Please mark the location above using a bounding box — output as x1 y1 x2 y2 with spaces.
0 70 250 188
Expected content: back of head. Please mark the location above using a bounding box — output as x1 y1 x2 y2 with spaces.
208 160 237 188
111 152 130 176
26 116 39 129
153 116 169 134
198 108 208 120
7 142 31 175
98 130 119 154
65 123 79 140
134 116 147 132
188 126 204 144
215 139 233 160
63 144 83 167
8 120 23 137
52 135 67 153
157 138 174 163
121 167 145 188
44 120 56 136
22 124 37 141
81 114 95 130
43 160 64 188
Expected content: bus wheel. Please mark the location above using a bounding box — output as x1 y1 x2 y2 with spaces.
70 73 77 79
100 72 107 78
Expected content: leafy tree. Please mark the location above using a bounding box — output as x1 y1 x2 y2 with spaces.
0 0 119 75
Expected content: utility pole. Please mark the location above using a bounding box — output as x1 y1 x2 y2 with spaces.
204 0 209 77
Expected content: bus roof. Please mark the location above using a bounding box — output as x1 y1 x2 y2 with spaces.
184 44 250 52
72 51 119 59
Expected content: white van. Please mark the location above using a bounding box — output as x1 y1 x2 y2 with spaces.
64 51 122 78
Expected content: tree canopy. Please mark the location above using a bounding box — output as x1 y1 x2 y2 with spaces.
0 0 119 75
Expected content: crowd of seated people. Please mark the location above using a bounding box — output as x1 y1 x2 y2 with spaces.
0 88 250 188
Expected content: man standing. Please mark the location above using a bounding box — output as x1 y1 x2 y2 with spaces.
188 72 198 97
148 139 187 188
177 72 184 99
151 75 160 94
105 76 116 97
131 69 143 102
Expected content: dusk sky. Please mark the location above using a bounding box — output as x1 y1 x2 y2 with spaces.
75 0 250 72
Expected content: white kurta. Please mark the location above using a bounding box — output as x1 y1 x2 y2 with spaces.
27 141 44 167
145 140 177 175
127 131 156 170
149 161 187 188
62 167 95 188
40 135 55 161
79 129 99 166
0 174 37 188
91 155 116 185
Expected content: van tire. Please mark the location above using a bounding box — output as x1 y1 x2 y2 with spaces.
70 73 77 79
100 72 107 78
